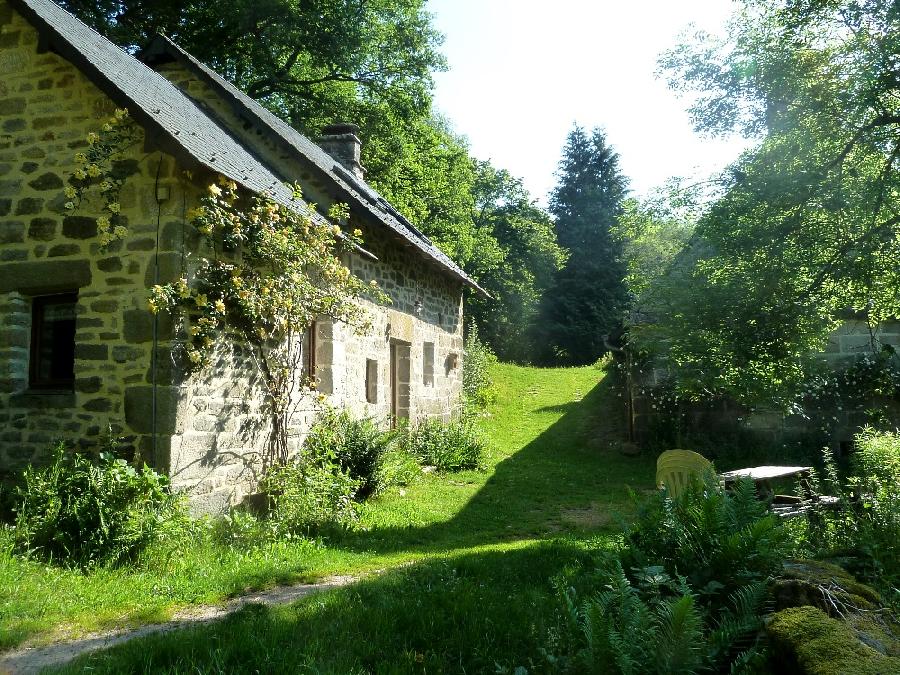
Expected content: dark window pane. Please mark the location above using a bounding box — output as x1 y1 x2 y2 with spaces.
31 294 77 389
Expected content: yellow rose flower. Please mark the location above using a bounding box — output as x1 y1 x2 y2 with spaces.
96 215 110 230
87 132 100 145
214 299 226 313
208 184 222 197
113 225 127 238
87 164 101 178
73 169 86 180
74 152 87 164
64 201 75 210
188 349 202 364
107 202 120 214
63 186 77 198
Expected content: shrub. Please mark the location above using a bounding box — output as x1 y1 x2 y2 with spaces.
397 417 486 472
373 445 422 493
801 428 900 590
463 324 497 408
263 461 360 536
13 443 184 567
553 560 769 674
621 477 790 603
303 410 392 496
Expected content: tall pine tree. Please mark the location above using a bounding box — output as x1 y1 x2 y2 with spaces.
535 127 629 365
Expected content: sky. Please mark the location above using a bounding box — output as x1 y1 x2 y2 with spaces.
427 0 752 204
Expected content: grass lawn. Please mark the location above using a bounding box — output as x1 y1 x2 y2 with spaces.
0 363 656 659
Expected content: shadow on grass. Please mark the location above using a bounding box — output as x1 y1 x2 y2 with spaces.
58 541 605 674
331 373 655 556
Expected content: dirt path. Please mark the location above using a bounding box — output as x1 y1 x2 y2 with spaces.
0 575 355 675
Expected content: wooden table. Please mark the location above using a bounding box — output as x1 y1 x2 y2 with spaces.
719 465 812 485
718 465 839 518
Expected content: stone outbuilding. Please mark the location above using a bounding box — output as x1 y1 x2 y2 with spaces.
0 0 482 512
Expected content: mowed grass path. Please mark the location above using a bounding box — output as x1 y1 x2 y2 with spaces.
0 364 655 655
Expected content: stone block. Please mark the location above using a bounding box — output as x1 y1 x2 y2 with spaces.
82 397 112 412
124 385 185 434
126 237 156 251
122 309 173 343
0 221 24 243
0 249 27 261
112 345 143 363
96 256 122 272
28 217 56 240
0 259 91 293
48 243 80 257
75 376 103 393
27 172 63 191
0 198 10 216
62 215 96 239
144 252 182 285
75 343 108 360
91 299 118 313
0 97 26 115
14 197 42 215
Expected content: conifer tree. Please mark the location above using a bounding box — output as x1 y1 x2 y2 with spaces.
535 126 629 365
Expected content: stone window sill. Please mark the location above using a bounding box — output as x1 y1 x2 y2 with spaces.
9 390 76 409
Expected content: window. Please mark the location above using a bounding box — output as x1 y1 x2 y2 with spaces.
365 359 378 403
30 293 77 390
422 342 435 387
305 321 317 379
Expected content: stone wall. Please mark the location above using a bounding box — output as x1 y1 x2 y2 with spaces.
0 1 191 473
0 1 465 513
630 320 900 451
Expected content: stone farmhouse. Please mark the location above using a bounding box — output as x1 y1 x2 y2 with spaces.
0 0 482 512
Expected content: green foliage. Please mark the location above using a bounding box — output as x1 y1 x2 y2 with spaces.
60 0 443 135
396 418 485 472
462 323 497 408
622 477 789 602
536 126 630 365
263 461 360 536
613 187 695 311
12 443 185 568
801 429 900 592
649 0 900 404
557 559 768 674
303 409 393 496
465 162 566 362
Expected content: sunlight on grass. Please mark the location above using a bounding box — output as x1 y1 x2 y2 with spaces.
0 363 654 650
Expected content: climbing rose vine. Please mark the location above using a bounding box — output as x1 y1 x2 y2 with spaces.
67 109 389 466
150 178 388 464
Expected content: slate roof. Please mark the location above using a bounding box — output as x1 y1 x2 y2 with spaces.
10 0 481 291
9 0 329 228
138 35 482 292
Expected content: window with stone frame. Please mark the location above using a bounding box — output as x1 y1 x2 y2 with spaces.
305 321 317 381
365 358 378 403
422 342 435 387
30 293 77 390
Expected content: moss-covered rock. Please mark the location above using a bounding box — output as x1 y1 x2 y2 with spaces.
773 559 882 615
767 606 900 675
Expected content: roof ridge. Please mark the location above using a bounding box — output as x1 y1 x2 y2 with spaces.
138 32 483 292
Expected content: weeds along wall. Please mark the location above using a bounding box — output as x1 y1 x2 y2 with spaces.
0 0 465 514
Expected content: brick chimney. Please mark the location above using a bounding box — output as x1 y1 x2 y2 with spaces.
317 123 365 180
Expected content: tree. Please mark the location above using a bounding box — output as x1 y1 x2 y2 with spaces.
535 127 629 365
465 162 565 362
650 0 900 404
